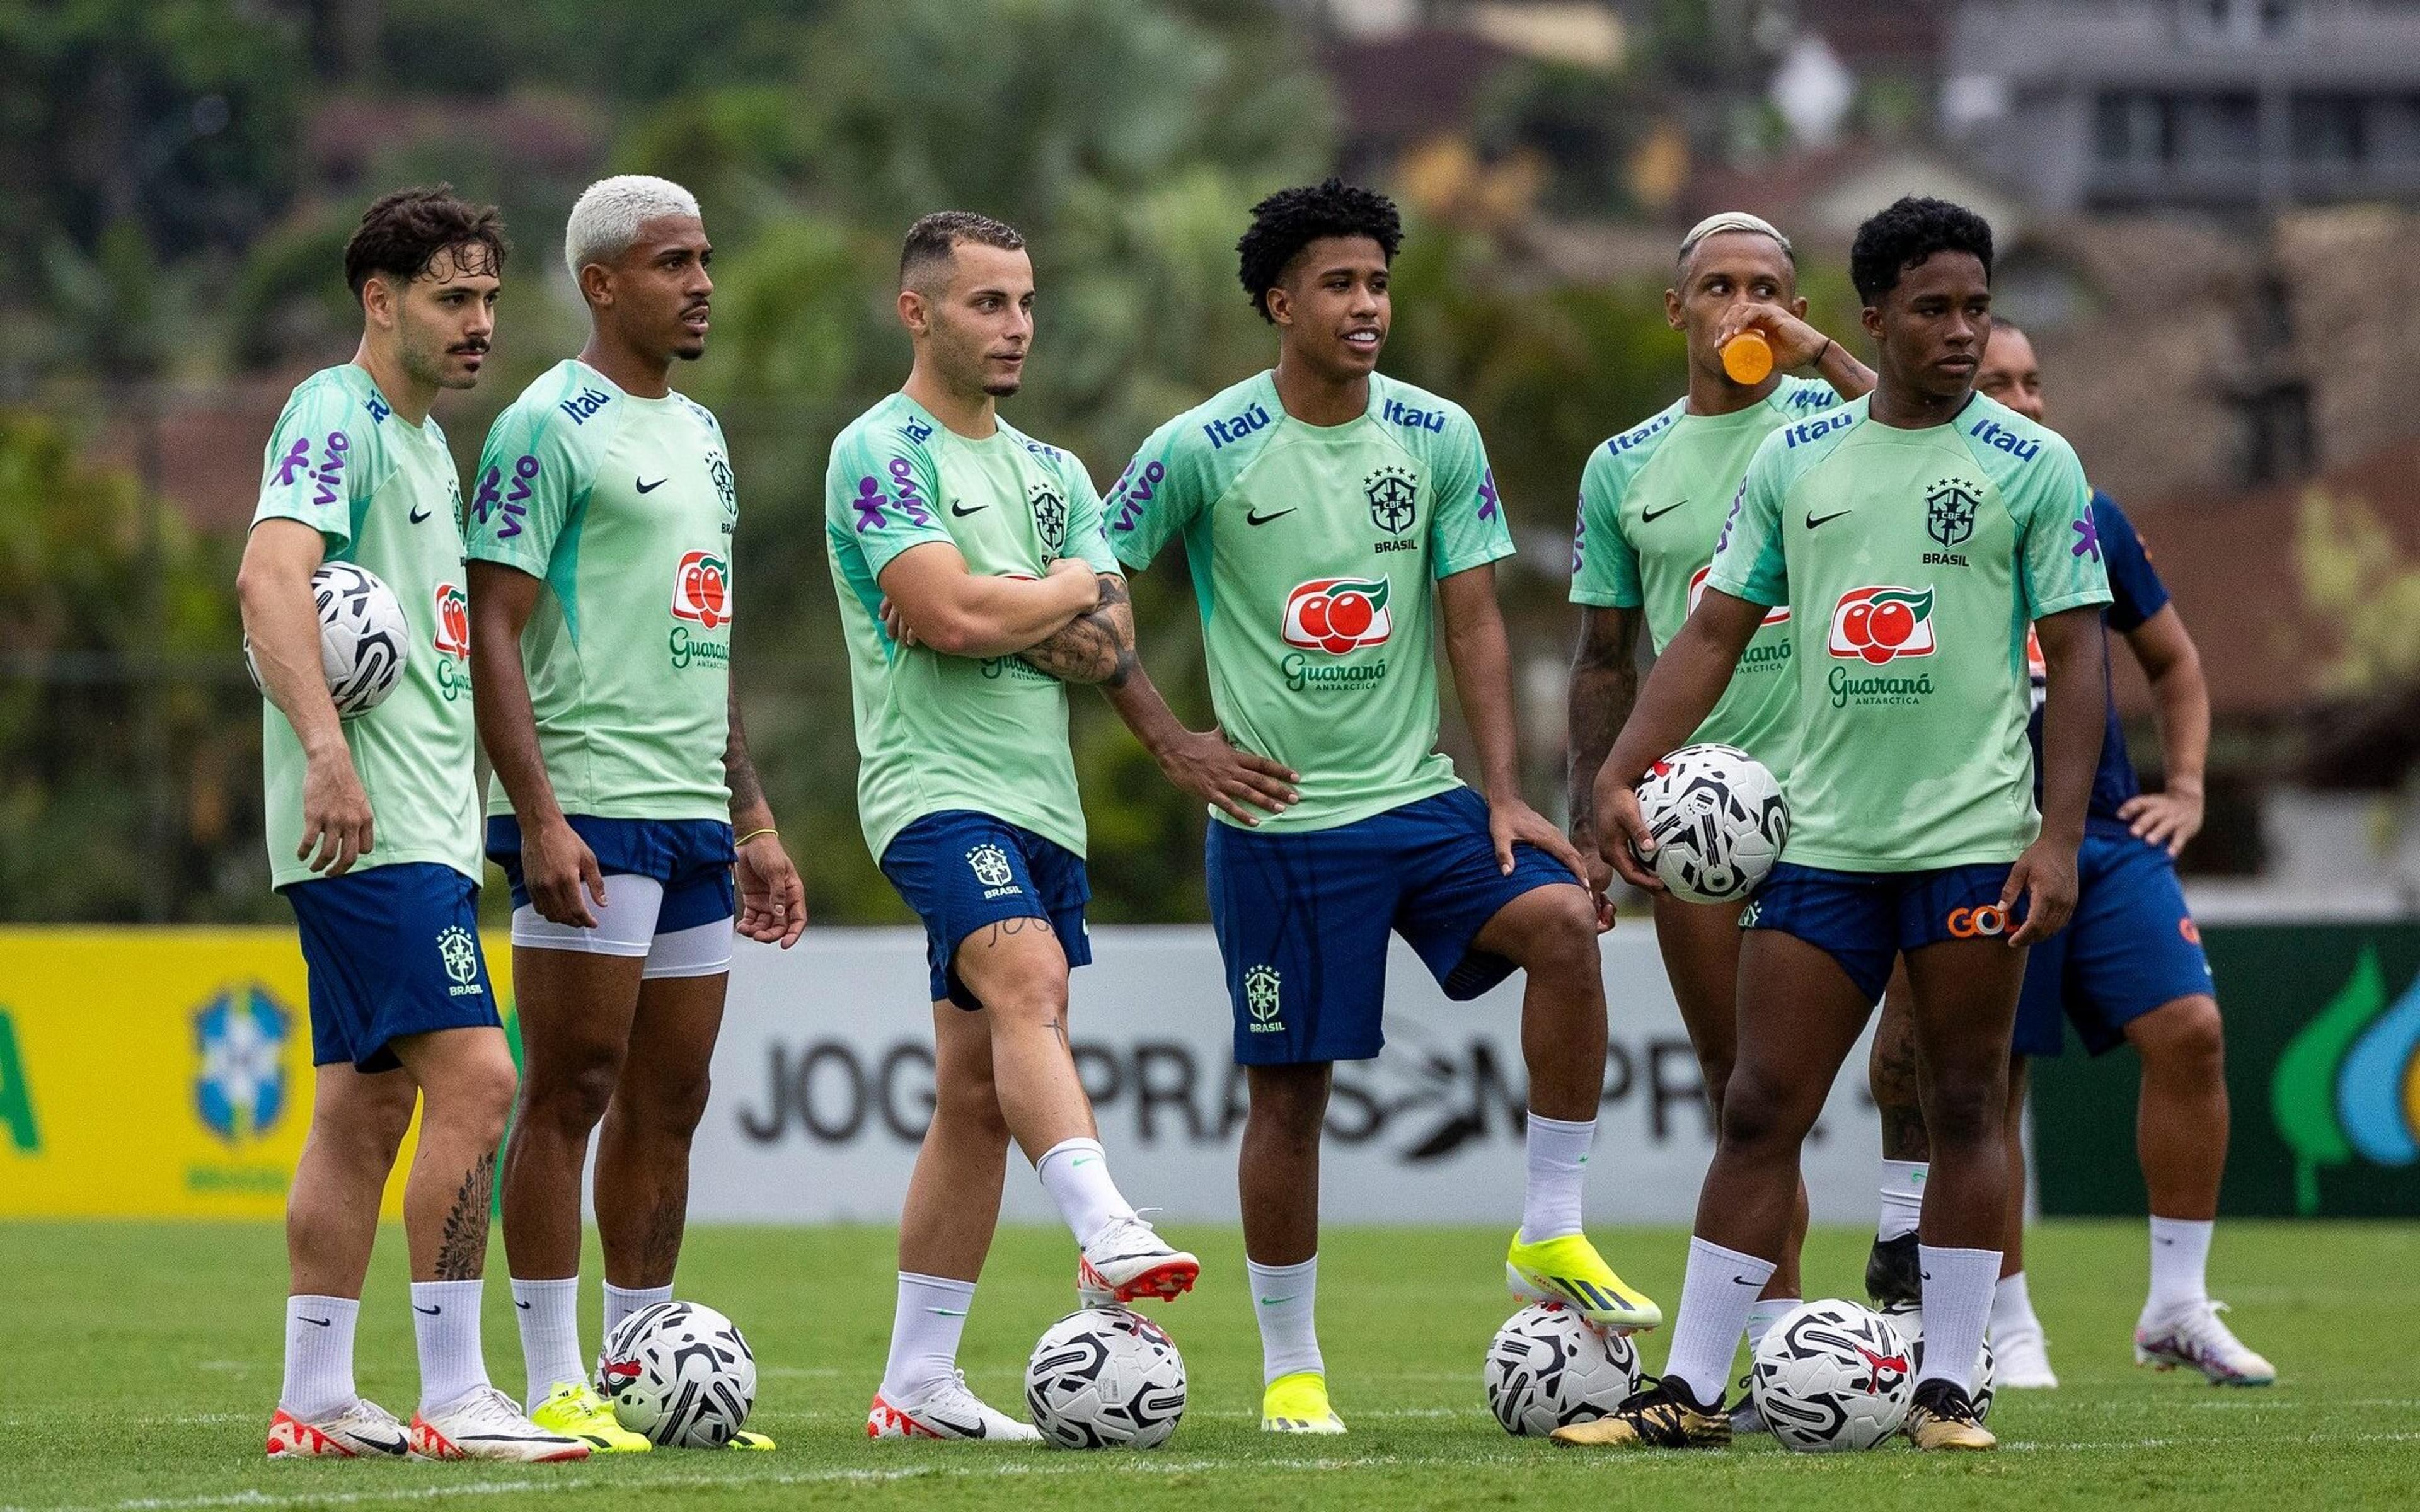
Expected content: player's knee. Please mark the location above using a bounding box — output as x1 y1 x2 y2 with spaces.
1716 1067 1813 1155
427 1053 517 1147
982 979 1069 1039
321 1085 417 1171
933 1070 1010 1142
1700 1055 1737 1120
1924 1076 2003 1154
1513 888 1601 984
628 1063 715 1139
522 1050 621 1133
2136 996 2225 1080
1245 1070 1328 1146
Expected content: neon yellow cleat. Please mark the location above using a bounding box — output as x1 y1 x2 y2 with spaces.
1506 1232 1663 1333
526 1381 652 1453
1260 1371 1345 1434
726 1429 776 1450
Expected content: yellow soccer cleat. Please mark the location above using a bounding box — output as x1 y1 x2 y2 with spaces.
1260 1371 1346 1434
1901 1380 1996 1452
1506 1232 1663 1334
726 1429 776 1450
527 1380 652 1453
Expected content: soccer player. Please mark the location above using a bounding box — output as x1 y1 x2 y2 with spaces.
1862 323 2274 1388
1555 196 2111 1453
1107 179 1649 1437
469 176 803 1453
829 211 1214 1443
1565 211 1874 1426
240 187 582 1462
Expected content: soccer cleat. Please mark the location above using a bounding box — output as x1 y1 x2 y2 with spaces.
1992 1321 2060 1389
867 1371 1042 1441
1902 1379 1996 1452
265 1397 410 1459
1076 1215 1200 1304
1260 1370 1345 1434
2135 1300 2276 1386
1727 1375 1769 1436
527 1380 652 1453
1549 1375 1728 1450
726 1429 776 1450
410 1385 589 1462
1505 1232 1662 1333
1867 1231 1922 1310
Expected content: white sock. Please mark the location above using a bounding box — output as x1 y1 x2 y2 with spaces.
1661 1238 1775 1406
1744 1297 1800 1362
1036 1137 1137 1247
1990 1271 2043 1340
880 1272 976 1402
1914 1245 1999 1394
1518 1112 1593 1244
604 1281 673 1349
2145 1216 2215 1319
1878 1160 1928 1240
510 1275 584 1406
1247 1256 1324 1385
279 1293 360 1420
410 1280 490 1412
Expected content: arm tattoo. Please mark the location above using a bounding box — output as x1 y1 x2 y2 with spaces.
1565 608 1640 832
1018 574 1138 687
723 680 767 819
432 1148 496 1281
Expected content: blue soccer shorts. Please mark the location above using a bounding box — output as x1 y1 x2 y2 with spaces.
285 861 502 1073
2014 828 2215 1057
1744 860 2025 1004
880 810 1092 1011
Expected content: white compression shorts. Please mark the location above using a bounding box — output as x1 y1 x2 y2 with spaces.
510 874 734 980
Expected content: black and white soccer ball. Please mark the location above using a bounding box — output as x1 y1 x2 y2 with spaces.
1482 1302 1642 1436
1632 742 1788 902
596 1300 757 1448
1889 1303 1998 1422
1749 1299 1914 1452
1024 1306 1186 1449
242 561 409 717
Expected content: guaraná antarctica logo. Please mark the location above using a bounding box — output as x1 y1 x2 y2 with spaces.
193 985 289 1145
2273 945 2420 1214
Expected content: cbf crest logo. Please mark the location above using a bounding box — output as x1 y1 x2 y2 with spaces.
193 986 290 1144
967 843 1020 896
1029 483 1068 553
706 448 738 529
1925 478 1981 551
436 926 485 998
1243 965 1284 1031
1364 464 1419 536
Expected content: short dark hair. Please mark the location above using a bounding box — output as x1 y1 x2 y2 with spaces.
343 185 507 299
899 210 1027 287
1849 195 1993 304
1236 178 1402 322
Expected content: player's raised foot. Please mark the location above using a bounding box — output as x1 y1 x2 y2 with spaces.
266 1397 410 1459
1076 1215 1199 1304
1902 1380 1996 1452
2135 1300 2276 1386
1505 1231 1661 1334
411 1385 590 1462
1261 1371 1345 1434
726 1429 776 1450
1550 1375 1727 1449
1993 1322 2060 1389
1866 1232 1922 1310
526 1380 651 1453
868 1370 1042 1441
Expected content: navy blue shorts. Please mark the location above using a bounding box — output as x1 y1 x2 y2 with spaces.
284 862 502 1073
879 811 1092 1011
487 815 736 932
2014 829 2214 1057
1744 860 2025 1004
1206 786 1580 1065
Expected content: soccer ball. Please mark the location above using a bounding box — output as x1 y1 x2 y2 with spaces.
1024 1306 1187 1449
242 561 409 717
1890 1305 1998 1421
595 1300 758 1448
1632 743 1787 903
1482 1302 1642 1435
1750 1299 1914 1452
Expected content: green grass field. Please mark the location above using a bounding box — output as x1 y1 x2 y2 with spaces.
4 1220 2415 1510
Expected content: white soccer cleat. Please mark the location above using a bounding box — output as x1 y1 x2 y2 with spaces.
410 1384 591 1461
867 1371 1042 1441
1076 1215 1200 1305
265 1397 410 1459
1991 1322 2060 1389
2135 1300 2276 1386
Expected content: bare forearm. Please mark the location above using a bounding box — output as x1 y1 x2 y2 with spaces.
1565 662 1634 835
239 579 348 759
1018 575 1137 686
1443 600 1523 798
1100 656 1190 757
935 575 1093 656
1816 339 1876 402
2148 660 2209 792
723 680 773 829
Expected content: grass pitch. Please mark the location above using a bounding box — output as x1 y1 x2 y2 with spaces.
4 1220 2414 1510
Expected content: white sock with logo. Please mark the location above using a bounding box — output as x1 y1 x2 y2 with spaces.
1914 1246 2000 1395
2145 1216 2215 1320
603 1281 673 1351
280 1293 361 1421
1247 1256 1323 1385
1036 1137 1136 1247
1518 1112 1594 1244
880 1272 976 1404
1661 1238 1777 1407
1990 1270 2043 1340
1879 1160 1928 1240
410 1279 491 1413
1744 1296 1801 1362
509 1275 584 1407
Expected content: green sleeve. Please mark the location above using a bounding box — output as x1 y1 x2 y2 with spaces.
1703 437 1789 609
1569 446 1642 608
251 379 379 551
827 424 952 580
466 401 591 577
1103 415 1209 571
1057 452 1121 575
1426 410 1516 580
2013 437 2113 619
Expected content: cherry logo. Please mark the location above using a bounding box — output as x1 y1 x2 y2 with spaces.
1281 576 1393 655
671 550 733 629
1687 563 1789 626
1828 585 1935 665
432 583 470 657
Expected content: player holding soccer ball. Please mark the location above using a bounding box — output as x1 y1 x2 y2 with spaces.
1558 197 2111 1454
1862 324 2274 1389
1565 211 1873 1425
1108 180 1650 1436
829 213 1232 1443
240 188 582 1462
470 177 801 1453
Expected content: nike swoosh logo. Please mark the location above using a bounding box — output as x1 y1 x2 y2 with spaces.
951 502 988 517
1806 509 1853 529
1245 507 1296 526
413 1304 442 1315
516 1300 533 1310
636 477 667 494
408 504 433 524
929 1308 968 1317
1641 500 1685 523
299 1315 333 1327
1071 1157 1096 1167
1259 1295 1296 1306
1730 1275 1763 1287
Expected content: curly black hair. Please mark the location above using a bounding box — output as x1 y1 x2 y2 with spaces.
343 185 506 299
1849 195 1993 304
1236 178 1403 322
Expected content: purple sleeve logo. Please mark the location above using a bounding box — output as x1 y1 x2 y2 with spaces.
1107 457 1167 534
2070 510 2101 562
272 438 311 486
1715 486 1744 555
885 457 932 527
1477 467 1499 522
1570 511 1584 575
493 454 538 539
852 476 891 532
308 432 351 507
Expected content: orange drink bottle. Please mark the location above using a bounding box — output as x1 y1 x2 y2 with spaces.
1721 329 1773 385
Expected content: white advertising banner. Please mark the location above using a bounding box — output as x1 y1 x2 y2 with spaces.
694 924 1886 1225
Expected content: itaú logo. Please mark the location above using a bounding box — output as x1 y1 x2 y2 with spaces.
1281 576 1392 655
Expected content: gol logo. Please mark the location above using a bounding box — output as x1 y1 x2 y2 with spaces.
1946 905 2007 938
1687 564 1789 627
1282 577 1393 655
671 551 732 629
432 583 470 658
1829 585 1935 665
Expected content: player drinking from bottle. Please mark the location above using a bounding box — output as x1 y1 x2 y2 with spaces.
243 186 582 1462
470 176 802 1453
1555 197 2109 1453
